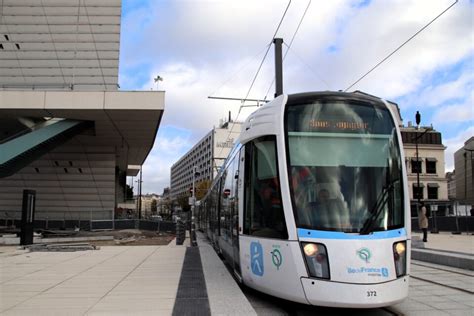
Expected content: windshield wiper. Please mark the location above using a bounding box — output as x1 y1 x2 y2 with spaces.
359 183 394 235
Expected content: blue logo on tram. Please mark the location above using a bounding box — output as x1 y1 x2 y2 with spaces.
250 242 264 276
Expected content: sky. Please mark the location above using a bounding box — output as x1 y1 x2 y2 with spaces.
118 0 473 194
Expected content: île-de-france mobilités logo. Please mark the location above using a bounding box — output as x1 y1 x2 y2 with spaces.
356 247 372 263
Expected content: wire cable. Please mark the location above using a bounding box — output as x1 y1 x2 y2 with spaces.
242 0 291 105
282 43 332 90
208 45 271 98
216 0 292 159
264 0 311 100
344 0 458 92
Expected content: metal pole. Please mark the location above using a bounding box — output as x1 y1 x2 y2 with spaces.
191 166 197 246
273 38 283 97
464 151 467 233
452 151 463 234
138 166 142 220
415 132 420 214
469 150 473 235
431 204 439 234
454 201 461 234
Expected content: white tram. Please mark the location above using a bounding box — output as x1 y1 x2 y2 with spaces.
197 91 410 308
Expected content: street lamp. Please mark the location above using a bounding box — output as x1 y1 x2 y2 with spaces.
190 166 200 247
413 112 437 232
135 167 143 220
415 111 421 211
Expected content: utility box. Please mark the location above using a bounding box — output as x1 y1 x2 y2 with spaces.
20 190 36 245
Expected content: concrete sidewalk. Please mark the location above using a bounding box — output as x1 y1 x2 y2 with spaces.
1 244 186 315
412 231 474 254
411 232 474 270
0 236 255 316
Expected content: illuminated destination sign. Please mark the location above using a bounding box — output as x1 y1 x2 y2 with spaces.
285 101 395 135
309 119 369 131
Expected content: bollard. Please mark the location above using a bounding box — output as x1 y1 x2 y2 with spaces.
190 219 197 247
20 190 36 245
175 219 185 245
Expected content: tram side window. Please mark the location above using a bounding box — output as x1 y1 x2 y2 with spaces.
210 180 221 236
220 154 237 241
244 136 288 239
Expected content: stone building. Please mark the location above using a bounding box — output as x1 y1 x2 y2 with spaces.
400 125 449 216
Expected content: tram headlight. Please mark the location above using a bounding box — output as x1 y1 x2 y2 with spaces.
301 242 330 279
303 243 318 257
393 241 407 277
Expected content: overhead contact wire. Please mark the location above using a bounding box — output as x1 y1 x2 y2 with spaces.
344 0 458 92
264 0 312 100
217 0 292 159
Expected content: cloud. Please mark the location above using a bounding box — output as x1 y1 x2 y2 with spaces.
416 70 474 108
432 94 474 125
444 126 474 172
139 126 194 193
119 0 474 193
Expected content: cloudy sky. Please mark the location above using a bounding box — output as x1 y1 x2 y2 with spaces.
119 0 473 194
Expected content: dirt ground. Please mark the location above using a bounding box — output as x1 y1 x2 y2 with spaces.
0 228 176 247
67 229 176 246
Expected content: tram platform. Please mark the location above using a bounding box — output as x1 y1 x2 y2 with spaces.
0 231 472 315
0 233 255 315
411 231 474 271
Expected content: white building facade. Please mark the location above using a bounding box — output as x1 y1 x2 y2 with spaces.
170 122 241 199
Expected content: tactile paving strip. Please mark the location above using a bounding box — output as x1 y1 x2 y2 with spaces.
172 247 211 316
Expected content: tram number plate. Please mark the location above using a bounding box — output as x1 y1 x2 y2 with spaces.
367 290 377 297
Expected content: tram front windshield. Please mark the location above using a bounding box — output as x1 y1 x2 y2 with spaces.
286 100 404 233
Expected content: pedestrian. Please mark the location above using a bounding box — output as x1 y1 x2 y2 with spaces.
418 202 428 242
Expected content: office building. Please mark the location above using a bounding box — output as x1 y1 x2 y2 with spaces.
454 137 474 209
170 121 241 199
0 0 164 222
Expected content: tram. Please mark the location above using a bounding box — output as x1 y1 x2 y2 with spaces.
197 91 410 308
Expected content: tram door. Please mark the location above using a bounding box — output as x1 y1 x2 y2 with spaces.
232 148 244 276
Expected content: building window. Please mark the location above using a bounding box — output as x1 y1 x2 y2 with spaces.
413 184 424 200
411 158 422 174
426 158 437 174
427 184 439 199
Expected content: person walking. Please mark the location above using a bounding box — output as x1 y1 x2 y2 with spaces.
418 202 428 242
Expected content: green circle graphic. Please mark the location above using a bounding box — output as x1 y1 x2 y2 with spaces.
271 249 282 270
